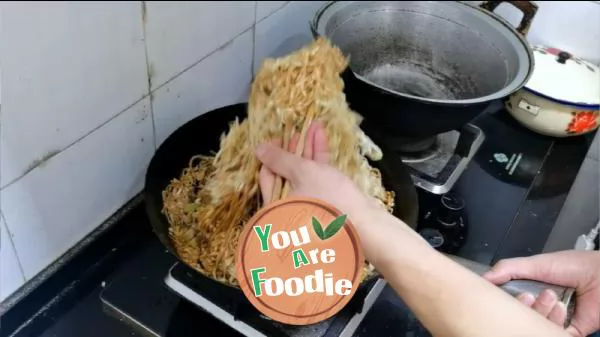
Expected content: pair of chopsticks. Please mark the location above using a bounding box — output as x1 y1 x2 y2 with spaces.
269 115 314 203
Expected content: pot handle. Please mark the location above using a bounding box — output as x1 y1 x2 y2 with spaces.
479 1 539 36
447 255 576 327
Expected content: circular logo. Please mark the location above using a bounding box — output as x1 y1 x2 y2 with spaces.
236 196 364 325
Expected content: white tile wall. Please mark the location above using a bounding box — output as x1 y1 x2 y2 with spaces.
144 1 255 90
0 2 148 188
253 1 326 75
468 1 600 64
256 1 289 22
153 31 253 146
1 97 154 278
0 1 599 303
1 214 26 301
525 1 600 64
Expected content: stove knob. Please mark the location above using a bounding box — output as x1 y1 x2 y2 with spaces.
437 193 465 227
419 228 445 249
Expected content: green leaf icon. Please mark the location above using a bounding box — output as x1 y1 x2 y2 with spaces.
312 217 325 240
323 215 347 240
313 215 348 240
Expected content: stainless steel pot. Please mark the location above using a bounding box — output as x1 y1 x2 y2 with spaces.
311 1 539 138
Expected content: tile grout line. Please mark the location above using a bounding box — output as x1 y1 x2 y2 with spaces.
1 1 292 192
256 1 290 25
140 1 157 151
149 0 290 95
1 212 27 283
146 24 255 97
0 22 246 191
0 94 148 192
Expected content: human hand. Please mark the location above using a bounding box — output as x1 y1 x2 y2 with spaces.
255 122 379 223
484 250 600 337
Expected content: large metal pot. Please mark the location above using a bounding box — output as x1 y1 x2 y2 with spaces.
311 1 538 139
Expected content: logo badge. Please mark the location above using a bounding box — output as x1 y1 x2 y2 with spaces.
236 196 364 325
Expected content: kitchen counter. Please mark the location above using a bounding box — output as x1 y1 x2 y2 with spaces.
1 130 597 337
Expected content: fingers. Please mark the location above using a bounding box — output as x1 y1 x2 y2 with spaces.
547 302 567 328
259 165 275 204
312 122 330 164
516 292 536 306
517 291 567 328
255 122 329 187
255 143 303 183
289 131 299 153
258 139 283 204
303 123 317 160
285 122 328 162
531 289 559 319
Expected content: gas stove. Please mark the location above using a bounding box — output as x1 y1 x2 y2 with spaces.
100 101 591 337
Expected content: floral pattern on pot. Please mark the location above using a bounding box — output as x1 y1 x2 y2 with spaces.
567 111 599 134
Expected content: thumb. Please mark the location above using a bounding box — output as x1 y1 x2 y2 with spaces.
483 257 544 285
255 143 304 183
484 252 584 287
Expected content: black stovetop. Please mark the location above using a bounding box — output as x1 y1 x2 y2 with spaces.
1 103 594 337
98 103 592 337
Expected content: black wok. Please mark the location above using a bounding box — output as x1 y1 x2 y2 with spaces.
144 103 420 302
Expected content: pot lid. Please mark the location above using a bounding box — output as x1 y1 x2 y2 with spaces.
524 46 600 108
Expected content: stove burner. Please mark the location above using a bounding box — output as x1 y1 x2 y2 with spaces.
388 135 437 154
361 118 484 194
403 124 485 195
399 138 442 164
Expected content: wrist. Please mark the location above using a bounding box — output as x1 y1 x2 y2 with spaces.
345 197 383 231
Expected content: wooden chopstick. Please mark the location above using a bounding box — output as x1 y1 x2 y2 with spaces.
268 113 314 202
270 123 293 203
280 116 313 198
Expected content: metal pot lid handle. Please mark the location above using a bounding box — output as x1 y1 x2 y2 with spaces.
479 1 539 36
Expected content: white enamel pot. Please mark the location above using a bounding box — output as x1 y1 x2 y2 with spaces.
506 45 600 137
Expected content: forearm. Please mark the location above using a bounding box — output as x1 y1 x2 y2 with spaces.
351 206 569 337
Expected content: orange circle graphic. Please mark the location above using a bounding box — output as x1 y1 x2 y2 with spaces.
236 196 364 325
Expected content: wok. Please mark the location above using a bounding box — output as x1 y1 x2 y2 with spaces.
311 1 539 138
144 103 574 321
144 103 420 302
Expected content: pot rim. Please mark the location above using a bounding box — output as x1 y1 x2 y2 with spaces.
520 45 600 109
521 87 600 110
310 1 536 106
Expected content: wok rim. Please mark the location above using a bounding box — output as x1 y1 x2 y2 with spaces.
310 0 536 106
